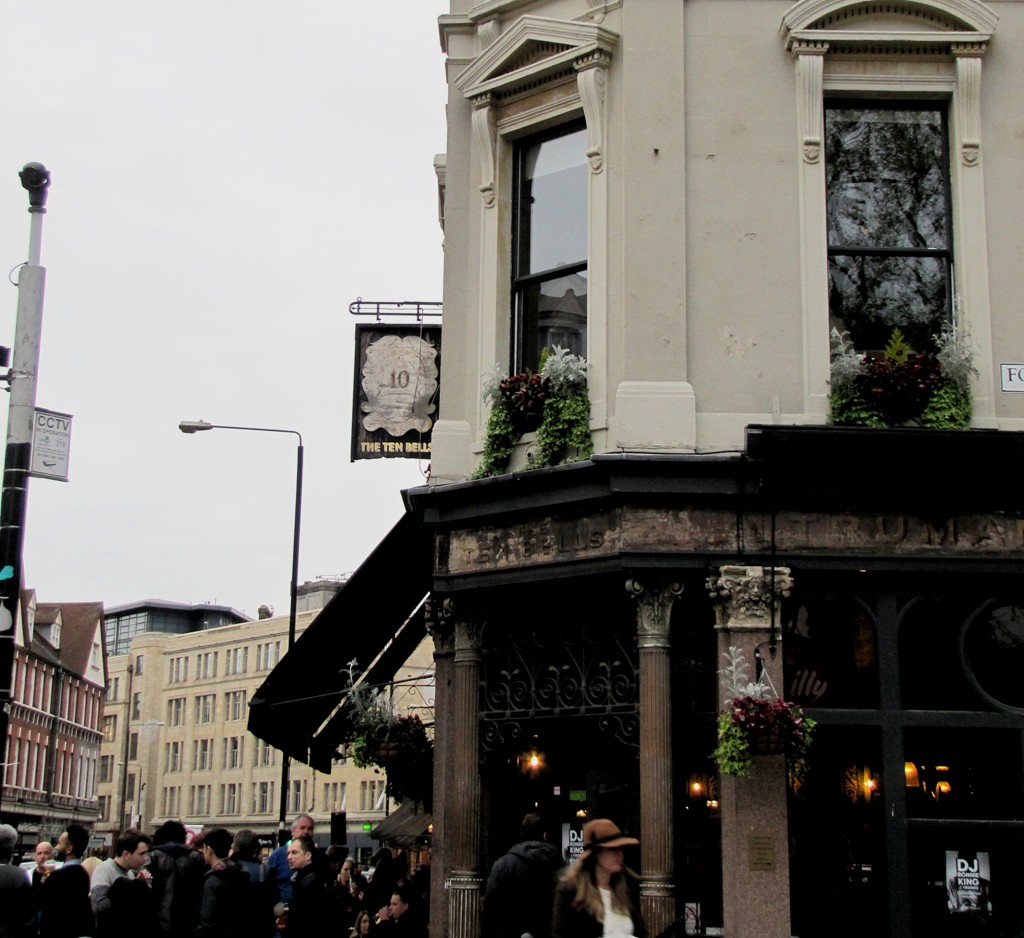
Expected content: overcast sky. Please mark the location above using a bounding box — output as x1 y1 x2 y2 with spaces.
0 3 447 618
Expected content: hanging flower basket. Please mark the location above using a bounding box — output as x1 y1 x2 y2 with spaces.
712 647 815 781
344 663 433 811
749 728 784 756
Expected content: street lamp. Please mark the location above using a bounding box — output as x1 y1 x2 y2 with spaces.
178 419 303 840
0 164 52 822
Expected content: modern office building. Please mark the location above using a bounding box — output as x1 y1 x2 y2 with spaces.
1 592 107 846
104 599 249 657
97 585 433 856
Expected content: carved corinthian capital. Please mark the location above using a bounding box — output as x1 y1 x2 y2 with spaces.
626 578 683 649
425 596 454 655
444 597 486 662
706 565 792 627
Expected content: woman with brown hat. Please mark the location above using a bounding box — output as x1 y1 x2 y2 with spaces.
551 819 646 938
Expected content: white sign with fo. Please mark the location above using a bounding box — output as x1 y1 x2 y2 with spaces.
1000 364 1024 391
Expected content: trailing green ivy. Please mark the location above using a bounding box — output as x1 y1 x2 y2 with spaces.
531 390 593 468
471 399 519 480
474 347 591 478
919 381 972 429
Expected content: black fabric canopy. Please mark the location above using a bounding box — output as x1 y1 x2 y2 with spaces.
370 800 433 847
248 510 430 772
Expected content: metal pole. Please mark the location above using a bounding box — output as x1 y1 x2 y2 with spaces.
118 664 134 832
0 164 51 822
178 420 302 841
278 441 303 842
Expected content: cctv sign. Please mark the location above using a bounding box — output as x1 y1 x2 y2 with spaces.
31 408 73 482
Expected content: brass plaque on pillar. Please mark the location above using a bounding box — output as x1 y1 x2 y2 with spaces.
749 834 775 872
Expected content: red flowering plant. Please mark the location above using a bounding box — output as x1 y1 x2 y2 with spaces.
713 647 815 780
829 324 976 429
499 371 548 433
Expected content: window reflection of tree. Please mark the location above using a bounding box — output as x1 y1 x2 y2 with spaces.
825 106 951 352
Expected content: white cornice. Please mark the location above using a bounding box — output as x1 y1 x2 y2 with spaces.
439 14 475 55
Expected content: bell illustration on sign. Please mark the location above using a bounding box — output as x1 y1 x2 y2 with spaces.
361 334 438 436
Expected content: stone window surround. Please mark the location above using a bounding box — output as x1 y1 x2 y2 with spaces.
781 0 998 425
455 16 618 438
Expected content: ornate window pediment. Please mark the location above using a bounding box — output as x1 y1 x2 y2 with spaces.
782 0 997 52
455 16 618 102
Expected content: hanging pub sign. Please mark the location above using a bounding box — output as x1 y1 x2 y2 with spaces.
352 324 441 461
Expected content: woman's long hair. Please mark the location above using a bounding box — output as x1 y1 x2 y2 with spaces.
561 848 636 922
349 910 373 938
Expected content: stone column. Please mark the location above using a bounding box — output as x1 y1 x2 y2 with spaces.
425 598 454 938
445 599 485 938
707 565 793 938
627 577 683 937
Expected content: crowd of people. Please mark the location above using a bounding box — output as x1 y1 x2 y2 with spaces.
0 813 430 938
0 811 642 938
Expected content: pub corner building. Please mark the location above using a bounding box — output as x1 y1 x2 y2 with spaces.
250 0 1024 935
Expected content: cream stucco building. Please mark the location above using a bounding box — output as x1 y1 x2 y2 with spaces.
255 3 1024 936
409 2 1024 938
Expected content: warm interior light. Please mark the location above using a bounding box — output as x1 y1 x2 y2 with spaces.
934 780 952 796
904 762 921 787
691 781 703 795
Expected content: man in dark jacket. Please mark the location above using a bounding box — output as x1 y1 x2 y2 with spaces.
484 813 563 938
149 821 205 938
284 836 329 938
0 823 33 938
195 828 254 938
33 824 94 938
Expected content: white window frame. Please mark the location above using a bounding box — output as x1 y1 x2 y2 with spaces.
455 16 617 442
781 0 998 423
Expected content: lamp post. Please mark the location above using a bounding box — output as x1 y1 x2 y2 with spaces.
178 420 302 840
0 164 51 823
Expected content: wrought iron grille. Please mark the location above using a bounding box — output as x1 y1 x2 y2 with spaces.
480 619 639 754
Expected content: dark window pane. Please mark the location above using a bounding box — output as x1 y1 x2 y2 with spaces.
826 109 947 250
516 271 588 374
783 592 880 709
828 254 948 352
904 728 1023 821
789 726 887 938
962 600 1024 712
900 596 988 711
825 105 951 354
517 129 588 276
513 125 588 374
